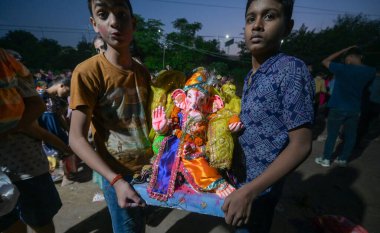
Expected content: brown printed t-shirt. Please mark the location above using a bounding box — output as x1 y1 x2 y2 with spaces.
70 54 152 175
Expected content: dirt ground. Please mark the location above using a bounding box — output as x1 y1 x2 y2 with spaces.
53 133 380 233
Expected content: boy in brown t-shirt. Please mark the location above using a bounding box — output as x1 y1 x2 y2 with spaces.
69 0 152 232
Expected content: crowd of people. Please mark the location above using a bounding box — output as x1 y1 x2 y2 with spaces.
1 0 379 233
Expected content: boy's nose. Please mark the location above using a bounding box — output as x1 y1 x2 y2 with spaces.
109 14 120 28
252 18 264 31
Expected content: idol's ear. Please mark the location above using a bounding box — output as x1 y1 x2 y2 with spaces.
203 95 224 113
171 89 186 109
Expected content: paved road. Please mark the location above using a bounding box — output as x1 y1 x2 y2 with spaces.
53 136 380 233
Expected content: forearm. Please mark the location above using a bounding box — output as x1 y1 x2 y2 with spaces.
322 45 356 68
69 108 122 183
69 135 117 182
243 128 312 197
32 123 71 154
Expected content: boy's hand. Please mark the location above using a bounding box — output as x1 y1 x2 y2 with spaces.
222 185 255 227
113 179 146 208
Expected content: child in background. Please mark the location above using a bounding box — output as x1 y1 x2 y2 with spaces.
222 1 315 232
38 77 78 183
69 0 152 232
38 77 71 153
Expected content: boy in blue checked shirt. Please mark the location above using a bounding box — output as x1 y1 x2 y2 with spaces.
222 0 315 232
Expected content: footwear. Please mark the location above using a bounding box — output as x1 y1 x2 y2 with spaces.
315 157 330 167
334 159 348 167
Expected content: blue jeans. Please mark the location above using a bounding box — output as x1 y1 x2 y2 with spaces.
101 176 145 233
323 109 360 161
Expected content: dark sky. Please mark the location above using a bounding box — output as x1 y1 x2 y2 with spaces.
1 0 379 54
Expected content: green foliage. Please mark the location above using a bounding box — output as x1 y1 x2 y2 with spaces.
281 14 380 72
133 15 164 71
0 30 93 71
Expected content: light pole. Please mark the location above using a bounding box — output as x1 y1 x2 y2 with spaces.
158 29 167 70
162 43 166 69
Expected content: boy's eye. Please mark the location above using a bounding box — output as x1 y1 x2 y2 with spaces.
246 16 256 24
263 12 276 21
97 10 108 19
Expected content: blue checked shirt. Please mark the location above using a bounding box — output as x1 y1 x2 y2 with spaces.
238 53 315 193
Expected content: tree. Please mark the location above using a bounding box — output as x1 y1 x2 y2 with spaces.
0 30 40 68
280 14 380 72
133 15 164 71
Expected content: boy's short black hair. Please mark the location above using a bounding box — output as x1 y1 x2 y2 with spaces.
87 0 134 17
245 0 294 23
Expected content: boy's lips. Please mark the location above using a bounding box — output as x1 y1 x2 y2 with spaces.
111 32 121 36
250 34 263 43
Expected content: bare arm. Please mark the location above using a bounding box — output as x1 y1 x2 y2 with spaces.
29 122 72 154
18 95 45 129
322 45 357 69
222 126 312 226
0 95 45 139
69 107 145 208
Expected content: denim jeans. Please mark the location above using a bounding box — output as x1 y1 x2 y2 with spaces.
101 176 145 233
323 109 360 161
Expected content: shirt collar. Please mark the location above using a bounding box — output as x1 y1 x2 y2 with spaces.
245 53 284 84
256 52 284 74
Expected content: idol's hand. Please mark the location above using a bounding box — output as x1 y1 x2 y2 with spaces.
152 106 168 133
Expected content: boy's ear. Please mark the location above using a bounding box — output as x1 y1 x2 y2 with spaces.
90 17 99 33
284 19 294 37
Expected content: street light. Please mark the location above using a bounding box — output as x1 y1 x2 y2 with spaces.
218 34 230 52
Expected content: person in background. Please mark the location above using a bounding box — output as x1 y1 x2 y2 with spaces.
315 46 376 167
93 33 107 54
38 77 76 183
69 0 152 232
314 72 327 118
222 0 315 232
0 49 62 233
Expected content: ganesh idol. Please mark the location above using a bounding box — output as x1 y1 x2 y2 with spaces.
147 68 244 201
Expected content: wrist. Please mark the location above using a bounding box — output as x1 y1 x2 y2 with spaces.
110 174 123 186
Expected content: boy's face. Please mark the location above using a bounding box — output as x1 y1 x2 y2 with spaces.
244 0 293 58
90 0 135 51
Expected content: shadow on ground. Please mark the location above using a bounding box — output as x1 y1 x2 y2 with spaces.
64 208 111 233
275 166 365 233
165 212 232 233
